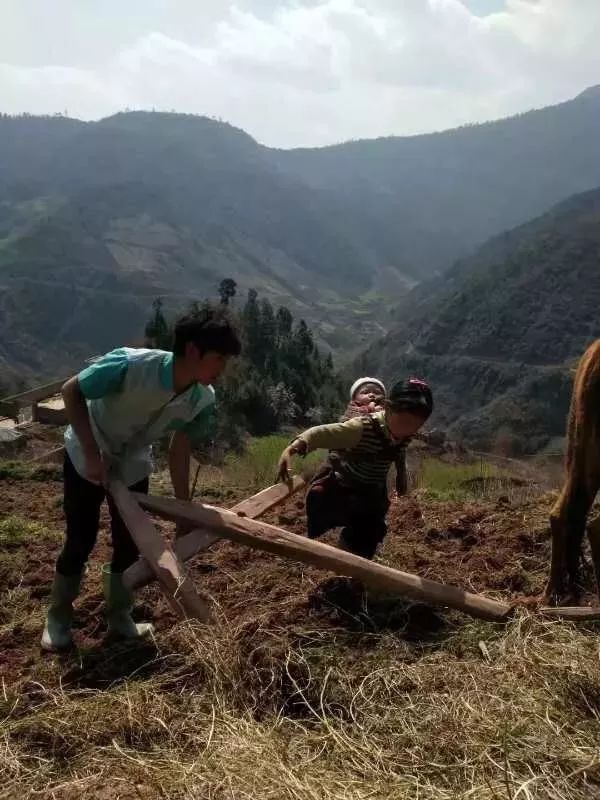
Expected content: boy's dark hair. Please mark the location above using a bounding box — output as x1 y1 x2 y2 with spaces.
173 307 242 357
387 377 433 419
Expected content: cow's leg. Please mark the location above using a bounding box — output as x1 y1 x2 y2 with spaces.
543 477 595 605
543 513 567 604
586 510 600 606
566 467 600 600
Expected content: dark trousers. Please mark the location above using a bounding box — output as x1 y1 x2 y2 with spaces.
56 453 149 576
305 465 389 560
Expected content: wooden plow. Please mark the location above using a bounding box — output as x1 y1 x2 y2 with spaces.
8 379 598 622
116 478 514 624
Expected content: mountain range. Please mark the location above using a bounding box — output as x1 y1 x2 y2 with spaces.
356 185 600 454
1 85 600 436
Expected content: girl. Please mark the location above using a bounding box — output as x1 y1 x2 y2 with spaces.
278 378 433 559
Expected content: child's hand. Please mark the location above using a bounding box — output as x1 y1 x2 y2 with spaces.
277 446 294 483
277 441 306 483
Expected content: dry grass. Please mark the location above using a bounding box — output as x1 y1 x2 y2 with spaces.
2 609 600 799
0 446 593 799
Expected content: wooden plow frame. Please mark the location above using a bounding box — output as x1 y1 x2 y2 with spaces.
8 380 598 622
116 478 514 624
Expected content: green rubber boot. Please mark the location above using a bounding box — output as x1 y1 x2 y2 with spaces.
41 571 83 651
102 564 154 639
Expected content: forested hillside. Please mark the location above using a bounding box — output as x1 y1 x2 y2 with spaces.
356 187 600 454
2 87 600 387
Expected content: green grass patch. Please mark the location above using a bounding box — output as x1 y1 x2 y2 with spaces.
417 457 506 501
0 515 60 547
223 435 321 493
193 439 513 505
0 460 62 482
357 289 386 303
187 435 322 502
0 460 33 481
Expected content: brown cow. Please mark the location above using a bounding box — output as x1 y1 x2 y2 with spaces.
543 339 600 605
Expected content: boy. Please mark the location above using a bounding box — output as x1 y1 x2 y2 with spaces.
277 378 433 560
41 308 241 651
341 377 386 421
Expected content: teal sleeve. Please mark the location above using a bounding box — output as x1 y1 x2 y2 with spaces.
77 350 129 399
178 404 216 446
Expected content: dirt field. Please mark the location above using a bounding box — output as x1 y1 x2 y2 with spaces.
0 467 559 681
2 458 600 799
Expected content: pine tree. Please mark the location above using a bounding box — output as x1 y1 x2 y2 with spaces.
276 306 293 341
218 278 237 306
144 298 170 349
259 299 276 369
295 319 314 355
242 289 262 368
144 286 344 448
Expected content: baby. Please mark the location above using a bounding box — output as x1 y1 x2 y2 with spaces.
341 377 386 421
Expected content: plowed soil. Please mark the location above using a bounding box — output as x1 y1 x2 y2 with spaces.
2 468 579 687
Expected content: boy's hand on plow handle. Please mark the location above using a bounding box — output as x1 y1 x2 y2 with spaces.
176 520 197 539
84 449 110 487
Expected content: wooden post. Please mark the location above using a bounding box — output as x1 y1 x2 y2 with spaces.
36 397 67 425
135 493 513 622
0 401 19 422
124 530 220 591
109 481 211 622
539 606 600 620
0 378 72 428
124 476 305 591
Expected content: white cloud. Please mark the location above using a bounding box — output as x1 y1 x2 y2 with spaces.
0 63 125 119
0 1 599 146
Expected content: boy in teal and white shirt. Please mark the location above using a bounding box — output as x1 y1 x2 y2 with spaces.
41 308 241 651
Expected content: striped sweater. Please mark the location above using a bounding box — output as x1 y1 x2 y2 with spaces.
296 411 407 488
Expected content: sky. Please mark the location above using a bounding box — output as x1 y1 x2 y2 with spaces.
1 0 599 147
